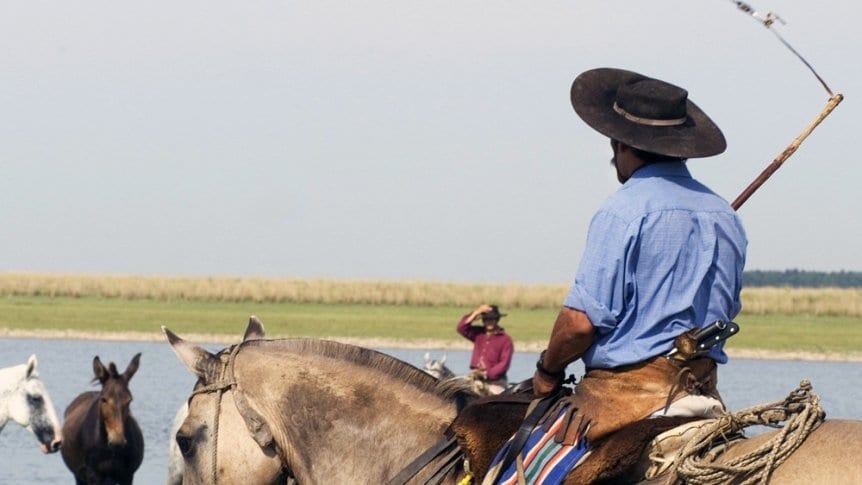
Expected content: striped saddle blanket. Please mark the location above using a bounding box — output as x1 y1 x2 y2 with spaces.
486 404 590 484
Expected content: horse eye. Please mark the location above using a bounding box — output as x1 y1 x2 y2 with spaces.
27 394 44 406
177 435 195 458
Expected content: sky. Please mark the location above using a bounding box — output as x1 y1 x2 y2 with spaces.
1 1 859 285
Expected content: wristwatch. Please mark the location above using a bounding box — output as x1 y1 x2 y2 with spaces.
535 350 565 379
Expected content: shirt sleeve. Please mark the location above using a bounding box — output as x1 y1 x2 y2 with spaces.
456 314 482 341
485 336 513 380
563 210 636 334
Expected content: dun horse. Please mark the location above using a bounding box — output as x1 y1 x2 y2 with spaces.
61 353 144 485
165 320 862 484
0 354 63 453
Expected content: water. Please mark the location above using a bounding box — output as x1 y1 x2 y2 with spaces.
2 338 860 483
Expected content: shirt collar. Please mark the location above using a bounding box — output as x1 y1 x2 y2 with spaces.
630 160 691 180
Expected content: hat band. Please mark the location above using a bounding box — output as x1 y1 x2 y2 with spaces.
613 102 687 127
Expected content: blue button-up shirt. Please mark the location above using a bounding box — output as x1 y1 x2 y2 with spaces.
564 161 747 369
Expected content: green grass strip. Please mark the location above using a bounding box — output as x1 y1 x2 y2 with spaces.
1 296 860 355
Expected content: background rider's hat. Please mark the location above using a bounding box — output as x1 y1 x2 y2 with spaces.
481 305 506 320
570 67 726 158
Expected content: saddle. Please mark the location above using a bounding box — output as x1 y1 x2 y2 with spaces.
452 355 721 483
452 398 715 484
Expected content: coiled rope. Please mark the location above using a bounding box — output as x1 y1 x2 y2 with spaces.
673 380 825 484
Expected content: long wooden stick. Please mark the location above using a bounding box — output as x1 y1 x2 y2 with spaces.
732 93 844 210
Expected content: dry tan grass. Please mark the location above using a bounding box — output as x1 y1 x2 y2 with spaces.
0 272 568 308
0 272 859 316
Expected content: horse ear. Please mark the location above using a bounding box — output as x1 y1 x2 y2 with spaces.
26 354 38 377
440 354 447 365
93 356 109 384
162 326 220 383
242 315 266 342
123 353 141 381
424 352 431 363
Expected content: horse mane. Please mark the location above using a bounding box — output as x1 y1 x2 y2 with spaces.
240 338 476 401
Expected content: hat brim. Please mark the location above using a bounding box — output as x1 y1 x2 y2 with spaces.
571 68 726 158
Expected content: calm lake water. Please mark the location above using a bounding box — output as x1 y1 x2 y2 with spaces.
2 338 860 483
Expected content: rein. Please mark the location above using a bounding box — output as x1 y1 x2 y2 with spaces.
385 431 464 485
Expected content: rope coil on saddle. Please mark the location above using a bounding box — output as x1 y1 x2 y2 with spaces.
671 380 825 485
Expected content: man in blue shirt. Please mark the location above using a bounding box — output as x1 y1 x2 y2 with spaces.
532 68 747 443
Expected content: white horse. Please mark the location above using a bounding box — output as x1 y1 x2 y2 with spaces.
0 354 63 453
422 352 456 380
422 352 509 395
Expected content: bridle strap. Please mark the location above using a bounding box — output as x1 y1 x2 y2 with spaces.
187 343 243 485
210 386 223 484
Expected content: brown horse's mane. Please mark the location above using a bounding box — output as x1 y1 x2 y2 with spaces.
238 338 475 401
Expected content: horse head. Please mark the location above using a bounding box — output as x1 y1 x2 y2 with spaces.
0 354 63 453
92 353 140 447
164 316 285 485
422 352 455 380
165 315 474 484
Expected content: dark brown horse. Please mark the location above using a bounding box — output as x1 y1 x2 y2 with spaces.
61 354 144 485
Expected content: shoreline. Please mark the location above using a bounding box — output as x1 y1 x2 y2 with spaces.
3 328 862 362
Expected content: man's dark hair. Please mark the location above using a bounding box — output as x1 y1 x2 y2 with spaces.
634 148 687 164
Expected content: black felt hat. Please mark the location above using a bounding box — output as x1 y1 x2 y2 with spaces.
481 305 506 320
570 68 726 158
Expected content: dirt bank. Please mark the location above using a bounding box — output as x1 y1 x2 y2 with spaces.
3 328 861 362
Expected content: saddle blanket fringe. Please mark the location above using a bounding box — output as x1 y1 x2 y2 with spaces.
488 405 590 484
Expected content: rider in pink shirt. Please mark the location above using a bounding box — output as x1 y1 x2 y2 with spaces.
457 304 514 389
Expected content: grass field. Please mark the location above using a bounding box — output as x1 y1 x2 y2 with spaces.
2 295 860 358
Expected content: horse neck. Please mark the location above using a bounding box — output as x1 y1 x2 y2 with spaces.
237 347 462 483
0 365 26 428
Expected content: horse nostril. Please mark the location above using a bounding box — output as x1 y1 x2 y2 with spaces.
52 439 62 452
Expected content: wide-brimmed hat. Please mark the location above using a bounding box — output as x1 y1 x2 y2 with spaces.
570 68 726 158
481 305 506 320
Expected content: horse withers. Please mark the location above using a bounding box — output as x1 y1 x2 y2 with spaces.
61 353 144 485
0 354 63 453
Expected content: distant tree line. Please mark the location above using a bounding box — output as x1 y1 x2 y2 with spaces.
743 269 862 288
